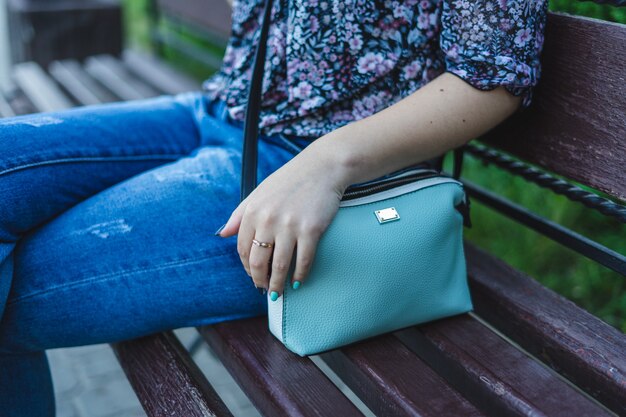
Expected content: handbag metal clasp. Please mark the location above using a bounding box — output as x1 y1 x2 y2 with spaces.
375 207 399 224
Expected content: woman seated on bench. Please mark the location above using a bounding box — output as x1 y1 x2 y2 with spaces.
0 1 548 415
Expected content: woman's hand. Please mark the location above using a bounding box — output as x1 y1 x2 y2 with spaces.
216 139 352 300
215 71 522 301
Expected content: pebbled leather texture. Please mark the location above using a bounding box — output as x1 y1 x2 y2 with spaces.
267 180 474 356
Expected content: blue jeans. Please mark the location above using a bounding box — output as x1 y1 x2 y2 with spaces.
0 92 313 416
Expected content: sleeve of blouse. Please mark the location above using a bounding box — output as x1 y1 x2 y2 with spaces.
439 0 549 111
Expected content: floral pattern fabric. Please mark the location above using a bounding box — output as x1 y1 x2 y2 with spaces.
202 0 549 139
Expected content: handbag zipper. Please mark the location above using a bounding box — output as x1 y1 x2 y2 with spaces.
340 169 472 228
342 168 442 201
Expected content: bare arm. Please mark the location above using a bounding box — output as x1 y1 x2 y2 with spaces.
219 73 522 297
304 71 522 190
218 0 547 298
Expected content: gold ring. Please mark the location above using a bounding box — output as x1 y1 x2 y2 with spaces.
252 238 274 249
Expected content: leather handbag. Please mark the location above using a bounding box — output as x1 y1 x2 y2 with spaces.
240 0 474 356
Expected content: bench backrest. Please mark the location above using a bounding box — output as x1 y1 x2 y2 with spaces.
480 11 626 201
460 6 626 281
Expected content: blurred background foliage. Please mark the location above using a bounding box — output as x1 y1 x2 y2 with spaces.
121 0 626 332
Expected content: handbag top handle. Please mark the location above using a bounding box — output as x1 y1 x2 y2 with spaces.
239 0 463 203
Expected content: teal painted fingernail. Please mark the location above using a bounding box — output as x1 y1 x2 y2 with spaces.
292 281 301 290
270 291 279 302
213 223 226 236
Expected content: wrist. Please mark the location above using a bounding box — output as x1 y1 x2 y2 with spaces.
302 129 362 193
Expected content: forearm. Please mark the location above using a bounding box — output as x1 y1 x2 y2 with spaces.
306 71 522 190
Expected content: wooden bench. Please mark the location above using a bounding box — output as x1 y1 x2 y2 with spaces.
1 1 624 416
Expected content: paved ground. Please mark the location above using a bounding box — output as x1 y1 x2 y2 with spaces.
48 327 375 417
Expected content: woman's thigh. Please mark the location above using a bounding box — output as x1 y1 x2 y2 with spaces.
0 127 300 354
0 91 234 331
0 92 211 241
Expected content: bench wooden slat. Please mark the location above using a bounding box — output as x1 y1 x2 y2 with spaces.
0 94 16 117
112 331 234 417
122 50 200 95
465 242 626 416
84 55 159 101
4 89 37 115
12 62 74 112
49 60 117 105
480 11 626 201
319 334 486 417
394 315 613 417
199 316 365 417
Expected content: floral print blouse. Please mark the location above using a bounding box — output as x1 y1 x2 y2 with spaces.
202 0 549 139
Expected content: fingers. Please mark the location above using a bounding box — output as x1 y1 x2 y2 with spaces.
267 236 296 299
246 231 321 300
248 234 274 290
226 192 325 298
219 197 248 237
236 205 255 277
291 235 318 289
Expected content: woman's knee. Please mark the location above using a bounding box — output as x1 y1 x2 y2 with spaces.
0 152 263 353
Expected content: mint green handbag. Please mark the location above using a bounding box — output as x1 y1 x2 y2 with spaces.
267 168 473 356
241 0 474 356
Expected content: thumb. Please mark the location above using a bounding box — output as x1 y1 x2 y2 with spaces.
216 200 247 237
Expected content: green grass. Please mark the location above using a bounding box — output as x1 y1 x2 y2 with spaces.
121 0 224 81
550 0 626 22
122 0 152 52
155 20 226 81
121 0 626 332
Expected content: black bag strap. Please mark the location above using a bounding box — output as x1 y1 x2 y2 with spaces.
240 0 275 202
452 146 465 179
240 0 464 203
